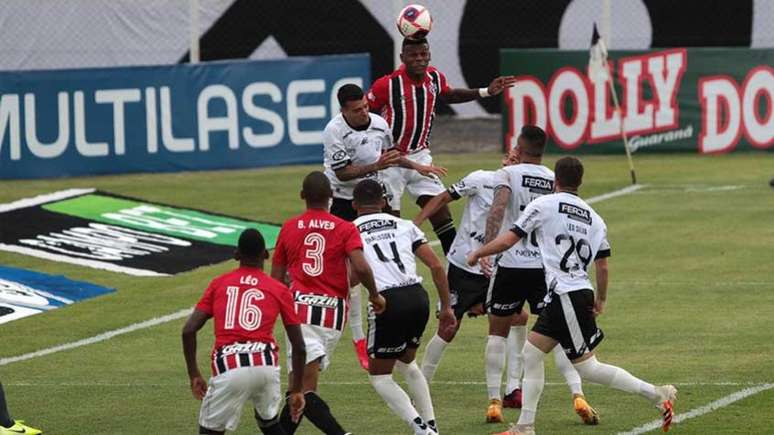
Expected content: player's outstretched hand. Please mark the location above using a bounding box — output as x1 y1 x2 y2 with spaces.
438 307 457 337
190 375 208 400
416 164 448 178
487 75 518 96
288 392 305 423
478 256 493 277
369 293 387 314
592 298 606 317
377 150 402 169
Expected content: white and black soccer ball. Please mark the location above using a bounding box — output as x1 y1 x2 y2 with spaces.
396 4 432 40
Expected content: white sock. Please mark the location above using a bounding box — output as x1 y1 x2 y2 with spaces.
421 334 449 383
517 341 547 426
369 374 422 425
552 345 583 396
348 286 365 341
396 360 435 423
485 335 507 400
505 326 526 393
573 355 658 401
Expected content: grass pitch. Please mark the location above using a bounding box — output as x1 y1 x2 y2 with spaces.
1 152 773 434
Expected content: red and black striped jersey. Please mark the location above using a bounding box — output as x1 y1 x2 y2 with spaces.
368 65 450 153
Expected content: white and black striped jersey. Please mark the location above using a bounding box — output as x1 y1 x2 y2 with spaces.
354 212 427 292
446 170 495 275
512 192 611 295
323 113 393 200
493 163 555 269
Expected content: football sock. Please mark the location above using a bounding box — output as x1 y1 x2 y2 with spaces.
0 382 13 428
485 335 507 399
517 341 547 426
369 374 422 426
505 326 526 393
255 412 286 435
279 396 302 435
553 346 583 396
348 286 365 341
432 219 456 255
302 392 347 435
420 333 449 382
395 360 435 423
573 356 658 401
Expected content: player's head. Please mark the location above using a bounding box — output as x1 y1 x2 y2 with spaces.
301 171 333 209
554 156 584 192
235 228 267 265
337 84 370 127
502 147 520 167
400 37 431 77
515 125 547 162
352 179 386 214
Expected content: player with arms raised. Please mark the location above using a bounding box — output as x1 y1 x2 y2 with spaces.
351 179 455 435
367 37 516 255
468 157 677 435
182 228 306 435
272 172 384 435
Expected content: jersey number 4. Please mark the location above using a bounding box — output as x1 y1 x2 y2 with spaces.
224 286 264 331
303 233 326 276
372 241 406 273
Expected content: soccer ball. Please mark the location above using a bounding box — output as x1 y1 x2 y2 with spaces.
396 4 432 40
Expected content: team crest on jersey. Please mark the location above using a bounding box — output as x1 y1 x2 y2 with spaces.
522 176 554 193
332 150 347 160
558 202 592 225
429 83 439 95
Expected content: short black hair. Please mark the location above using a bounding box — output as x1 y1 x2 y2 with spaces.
302 171 333 203
402 37 429 50
238 228 265 258
554 156 584 190
353 179 384 206
519 125 547 157
337 84 364 107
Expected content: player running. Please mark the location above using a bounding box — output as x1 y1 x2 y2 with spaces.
468 157 677 435
324 83 446 371
271 171 384 435
416 150 518 385
368 37 517 255
480 126 598 424
182 228 306 435
351 179 456 435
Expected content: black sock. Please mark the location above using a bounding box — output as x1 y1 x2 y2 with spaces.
303 392 346 435
433 219 456 255
279 398 302 435
0 383 13 428
256 411 286 435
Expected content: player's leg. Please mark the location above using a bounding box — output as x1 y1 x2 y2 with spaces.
417 194 456 255
382 166 407 218
405 150 455 255
347 285 368 370
198 369 252 435
252 366 285 435
551 344 599 425
503 309 529 409
0 382 42 435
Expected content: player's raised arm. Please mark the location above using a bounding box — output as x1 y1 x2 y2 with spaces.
415 242 457 334
181 308 211 400
413 191 454 227
466 230 521 267
441 75 518 104
396 156 448 179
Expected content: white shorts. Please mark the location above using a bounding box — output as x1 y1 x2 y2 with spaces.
199 365 281 432
286 323 343 371
382 149 446 211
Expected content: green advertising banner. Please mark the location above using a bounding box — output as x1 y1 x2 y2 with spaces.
500 48 774 154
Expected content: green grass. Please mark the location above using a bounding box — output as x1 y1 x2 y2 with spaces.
1 152 773 434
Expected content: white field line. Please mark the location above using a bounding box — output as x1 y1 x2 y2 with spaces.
4 381 768 388
0 188 95 212
0 308 191 366
619 383 774 435
0 184 645 366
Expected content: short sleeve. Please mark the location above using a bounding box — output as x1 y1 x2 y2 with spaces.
343 222 364 254
367 77 389 113
512 200 543 238
493 168 511 190
447 172 480 200
595 227 612 259
276 283 301 326
271 225 288 267
409 223 428 252
195 279 218 315
323 126 350 171
438 70 451 95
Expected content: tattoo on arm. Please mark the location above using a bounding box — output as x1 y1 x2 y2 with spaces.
485 186 511 243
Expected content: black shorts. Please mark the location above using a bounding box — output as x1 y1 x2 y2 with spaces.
448 263 490 319
367 284 430 359
532 289 605 361
330 197 357 222
486 266 547 317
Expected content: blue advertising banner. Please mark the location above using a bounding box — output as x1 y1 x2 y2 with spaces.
0 265 114 325
0 54 370 179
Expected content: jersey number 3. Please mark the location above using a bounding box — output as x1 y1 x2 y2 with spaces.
303 233 326 276
225 286 264 331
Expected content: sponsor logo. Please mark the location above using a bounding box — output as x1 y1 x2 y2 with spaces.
629 125 694 152
558 202 592 225
295 293 339 308
357 218 397 234
220 341 268 355
492 302 520 310
470 231 486 244
521 175 554 193
378 343 407 353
